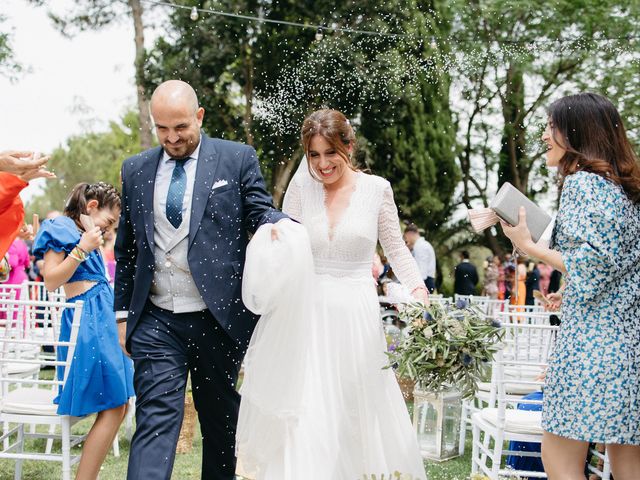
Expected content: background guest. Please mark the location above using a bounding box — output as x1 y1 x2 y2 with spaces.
0 152 54 258
510 257 527 307
496 255 506 299
537 261 552 295
482 255 500 299
454 250 478 296
403 223 437 293
525 260 541 305
503 252 515 300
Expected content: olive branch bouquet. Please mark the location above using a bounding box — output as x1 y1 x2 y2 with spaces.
386 299 504 400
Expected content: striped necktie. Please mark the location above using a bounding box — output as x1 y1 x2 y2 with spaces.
165 157 189 229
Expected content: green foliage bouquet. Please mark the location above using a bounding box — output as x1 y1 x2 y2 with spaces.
386 299 504 400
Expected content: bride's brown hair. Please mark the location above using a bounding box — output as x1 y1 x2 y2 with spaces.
549 93 640 203
301 109 358 181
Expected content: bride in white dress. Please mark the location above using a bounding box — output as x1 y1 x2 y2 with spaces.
236 109 429 480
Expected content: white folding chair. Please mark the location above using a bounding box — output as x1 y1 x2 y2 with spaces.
0 289 18 335
429 296 453 307
454 294 488 305
454 294 510 317
0 292 40 381
484 299 508 317
0 298 86 480
470 323 610 479
459 311 558 456
505 303 546 314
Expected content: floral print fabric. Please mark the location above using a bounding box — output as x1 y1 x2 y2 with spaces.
543 171 640 444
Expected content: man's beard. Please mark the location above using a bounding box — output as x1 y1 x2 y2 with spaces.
164 136 199 159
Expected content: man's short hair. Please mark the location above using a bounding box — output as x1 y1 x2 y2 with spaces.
405 223 420 234
461 251 470 259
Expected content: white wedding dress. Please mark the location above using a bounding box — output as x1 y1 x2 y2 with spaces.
236 169 427 480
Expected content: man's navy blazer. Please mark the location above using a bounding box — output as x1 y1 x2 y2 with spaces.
114 133 287 349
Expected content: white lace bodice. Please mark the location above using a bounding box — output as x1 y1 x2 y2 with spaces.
282 171 423 292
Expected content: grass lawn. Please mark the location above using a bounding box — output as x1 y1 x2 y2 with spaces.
0 371 474 479
0 419 474 480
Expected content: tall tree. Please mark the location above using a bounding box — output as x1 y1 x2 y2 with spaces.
26 111 141 216
448 0 640 254
145 0 459 216
359 0 459 234
27 0 154 150
0 14 21 78
144 0 339 203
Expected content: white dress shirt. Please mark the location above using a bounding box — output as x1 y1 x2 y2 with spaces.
412 236 436 280
155 142 201 226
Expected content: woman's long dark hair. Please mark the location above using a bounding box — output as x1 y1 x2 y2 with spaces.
64 182 121 230
548 92 640 203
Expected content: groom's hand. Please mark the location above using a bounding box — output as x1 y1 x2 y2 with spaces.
117 321 130 357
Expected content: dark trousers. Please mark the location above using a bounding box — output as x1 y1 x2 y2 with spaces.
424 277 436 294
127 303 244 480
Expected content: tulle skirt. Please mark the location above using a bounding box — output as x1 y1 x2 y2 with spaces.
236 270 426 480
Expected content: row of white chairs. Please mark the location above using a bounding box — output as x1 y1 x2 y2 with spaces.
0 297 85 480
463 312 610 479
0 283 135 479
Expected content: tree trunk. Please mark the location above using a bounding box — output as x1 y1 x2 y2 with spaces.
129 0 153 150
271 149 302 208
483 229 504 256
498 63 527 193
243 44 254 146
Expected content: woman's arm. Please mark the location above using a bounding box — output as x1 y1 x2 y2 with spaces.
377 183 429 303
521 242 565 273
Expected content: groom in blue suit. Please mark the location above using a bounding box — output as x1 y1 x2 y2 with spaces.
114 80 286 479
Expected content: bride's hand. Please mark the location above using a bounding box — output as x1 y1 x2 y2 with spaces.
411 286 430 306
271 226 279 241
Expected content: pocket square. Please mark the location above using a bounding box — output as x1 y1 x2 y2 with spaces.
212 179 229 190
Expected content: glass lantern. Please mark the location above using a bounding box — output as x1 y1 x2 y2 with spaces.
412 387 462 461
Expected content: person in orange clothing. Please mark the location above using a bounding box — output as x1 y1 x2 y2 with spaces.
510 256 528 308
0 151 54 258
0 172 29 258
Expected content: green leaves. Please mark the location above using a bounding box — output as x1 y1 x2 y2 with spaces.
26 110 145 216
0 14 22 80
387 301 503 400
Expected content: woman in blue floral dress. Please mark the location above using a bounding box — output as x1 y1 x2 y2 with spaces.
501 93 640 479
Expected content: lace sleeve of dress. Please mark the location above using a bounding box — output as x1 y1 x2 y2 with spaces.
282 176 303 222
378 182 425 293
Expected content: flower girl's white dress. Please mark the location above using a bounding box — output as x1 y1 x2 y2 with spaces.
236 169 427 480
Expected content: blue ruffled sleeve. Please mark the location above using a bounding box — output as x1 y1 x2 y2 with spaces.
556 171 623 299
32 216 81 260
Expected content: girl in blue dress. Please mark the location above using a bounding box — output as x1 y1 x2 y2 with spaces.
501 93 640 479
33 182 134 480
